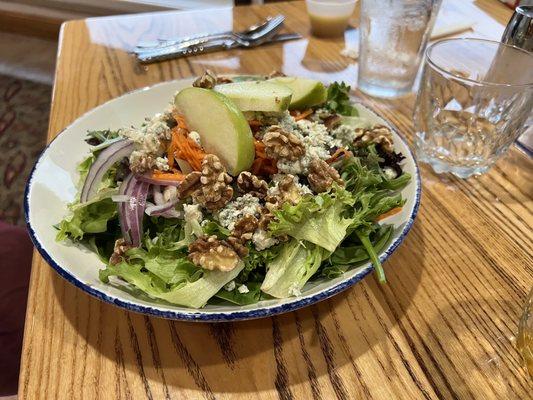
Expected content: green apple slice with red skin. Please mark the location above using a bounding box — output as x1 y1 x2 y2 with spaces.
215 81 293 112
174 87 255 176
268 77 328 110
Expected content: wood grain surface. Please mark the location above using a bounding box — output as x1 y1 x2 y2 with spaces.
19 1 533 399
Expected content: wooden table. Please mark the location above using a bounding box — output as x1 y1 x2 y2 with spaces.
19 1 532 399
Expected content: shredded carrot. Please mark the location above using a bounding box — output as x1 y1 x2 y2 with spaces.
172 111 188 130
254 140 266 156
251 139 277 176
251 158 263 175
165 116 206 172
326 147 352 164
375 207 403 222
293 109 314 121
172 129 205 171
152 170 185 181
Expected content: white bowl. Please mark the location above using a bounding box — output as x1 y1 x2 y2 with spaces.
25 77 421 321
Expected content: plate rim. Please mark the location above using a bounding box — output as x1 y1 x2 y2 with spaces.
24 78 422 322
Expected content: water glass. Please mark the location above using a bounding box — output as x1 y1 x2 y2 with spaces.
414 38 533 178
358 0 442 98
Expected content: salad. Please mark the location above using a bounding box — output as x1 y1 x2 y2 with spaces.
56 71 411 309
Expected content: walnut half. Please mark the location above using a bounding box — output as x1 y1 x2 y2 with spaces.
188 235 239 272
177 171 201 199
193 70 218 89
237 171 268 199
307 158 344 193
263 126 305 161
265 174 305 210
354 125 394 153
226 214 259 258
109 238 132 266
193 154 234 211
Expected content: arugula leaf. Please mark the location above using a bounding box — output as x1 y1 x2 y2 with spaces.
321 224 394 278
325 82 359 116
84 129 121 146
268 186 355 252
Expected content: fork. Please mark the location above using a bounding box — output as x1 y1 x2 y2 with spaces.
135 16 274 51
135 15 285 63
134 15 284 55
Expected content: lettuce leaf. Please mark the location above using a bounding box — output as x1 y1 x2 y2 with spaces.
101 260 243 308
268 187 355 252
56 193 118 241
261 239 328 298
99 226 243 308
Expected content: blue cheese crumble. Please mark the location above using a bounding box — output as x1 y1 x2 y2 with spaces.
217 194 261 231
188 131 201 146
122 112 172 172
237 284 249 294
224 280 236 292
267 174 312 197
276 118 338 175
252 229 278 251
331 124 357 147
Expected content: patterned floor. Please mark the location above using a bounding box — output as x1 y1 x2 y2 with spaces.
0 75 50 226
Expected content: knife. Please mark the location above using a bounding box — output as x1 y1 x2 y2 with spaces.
136 33 302 64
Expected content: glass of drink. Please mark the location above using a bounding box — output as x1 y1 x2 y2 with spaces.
358 0 442 98
306 0 357 38
414 38 533 178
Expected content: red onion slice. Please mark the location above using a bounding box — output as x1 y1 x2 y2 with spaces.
152 185 164 205
117 174 136 244
117 174 149 247
145 197 179 216
127 180 150 247
81 139 134 203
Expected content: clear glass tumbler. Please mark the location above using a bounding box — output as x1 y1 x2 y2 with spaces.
414 38 533 178
358 0 442 98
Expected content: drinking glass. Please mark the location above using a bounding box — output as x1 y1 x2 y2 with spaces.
414 38 533 178
358 0 442 98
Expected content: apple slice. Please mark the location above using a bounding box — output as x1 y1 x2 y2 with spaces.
174 87 255 175
268 77 327 110
215 81 293 112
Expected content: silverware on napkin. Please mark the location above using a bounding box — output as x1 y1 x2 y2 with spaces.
135 16 276 51
135 32 301 63
135 14 294 63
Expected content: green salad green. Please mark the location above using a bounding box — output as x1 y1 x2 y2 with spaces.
56 72 410 308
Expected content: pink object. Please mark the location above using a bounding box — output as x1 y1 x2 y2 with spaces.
0 221 33 396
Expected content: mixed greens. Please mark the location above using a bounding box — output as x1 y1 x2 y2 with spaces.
56 72 410 308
